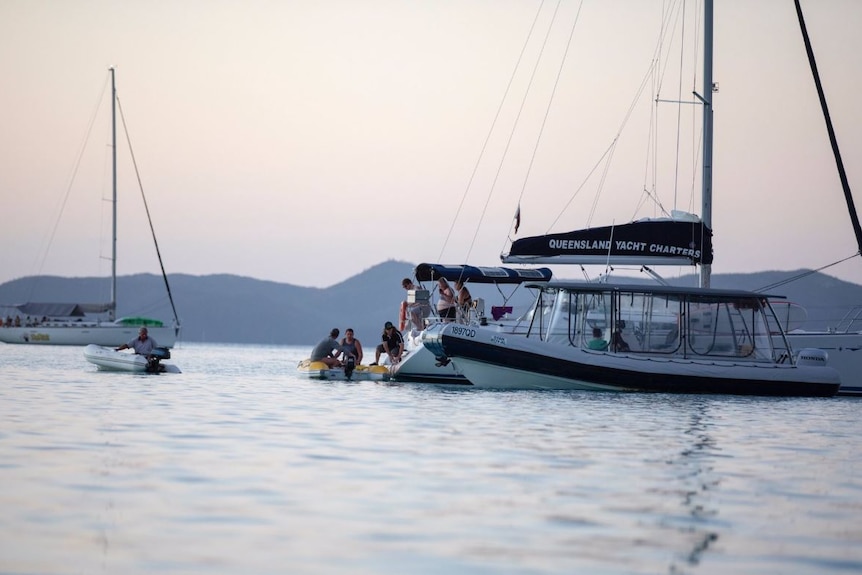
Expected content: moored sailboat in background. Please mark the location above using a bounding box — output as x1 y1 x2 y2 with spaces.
0 68 180 347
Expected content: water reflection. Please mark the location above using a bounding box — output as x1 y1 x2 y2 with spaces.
666 399 721 573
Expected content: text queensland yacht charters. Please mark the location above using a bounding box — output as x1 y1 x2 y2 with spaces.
423 280 841 396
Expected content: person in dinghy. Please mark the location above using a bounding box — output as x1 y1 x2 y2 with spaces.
115 326 169 373
116 327 159 359
310 328 343 368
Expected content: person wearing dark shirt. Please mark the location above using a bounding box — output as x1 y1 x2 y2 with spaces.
371 321 404 365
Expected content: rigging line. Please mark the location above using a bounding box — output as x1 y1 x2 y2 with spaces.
689 0 703 213
435 0 548 264
549 138 616 230
557 3 683 231
650 1 683 214
26 77 110 302
756 253 861 292
656 1 684 98
671 0 686 210
511 1 584 229
588 138 618 226
551 55 659 231
462 0 564 264
115 95 181 330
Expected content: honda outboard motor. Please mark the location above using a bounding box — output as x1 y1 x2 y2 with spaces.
146 347 172 373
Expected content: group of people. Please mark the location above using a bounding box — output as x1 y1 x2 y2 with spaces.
310 322 404 368
399 276 472 330
434 277 472 322
587 325 631 352
309 275 478 370
1 315 45 327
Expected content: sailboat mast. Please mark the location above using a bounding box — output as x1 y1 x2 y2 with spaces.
699 0 714 289
110 67 117 321
793 0 862 258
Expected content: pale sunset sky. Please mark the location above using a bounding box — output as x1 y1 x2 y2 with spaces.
1 0 861 288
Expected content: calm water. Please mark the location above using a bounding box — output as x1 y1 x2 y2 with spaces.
1 343 860 575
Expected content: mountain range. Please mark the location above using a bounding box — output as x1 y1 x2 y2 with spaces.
1 260 861 347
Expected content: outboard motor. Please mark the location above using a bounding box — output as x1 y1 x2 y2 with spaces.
146 347 171 373
344 355 356 379
152 347 171 360
796 348 828 367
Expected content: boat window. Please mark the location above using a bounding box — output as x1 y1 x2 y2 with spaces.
526 288 557 340
544 289 577 344
577 292 610 349
615 292 683 354
685 296 773 360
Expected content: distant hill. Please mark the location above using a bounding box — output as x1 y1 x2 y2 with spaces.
1 262 861 346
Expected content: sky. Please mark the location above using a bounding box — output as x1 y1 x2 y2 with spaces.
1 0 861 289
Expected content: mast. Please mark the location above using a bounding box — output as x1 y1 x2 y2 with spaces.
699 0 714 288
110 67 117 321
793 0 862 257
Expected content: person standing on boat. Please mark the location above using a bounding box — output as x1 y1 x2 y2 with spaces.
455 280 472 321
372 321 404 365
436 278 457 322
400 278 431 331
339 328 363 365
310 328 343 368
116 327 158 357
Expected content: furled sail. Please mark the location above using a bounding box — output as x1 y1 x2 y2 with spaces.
502 213 713 266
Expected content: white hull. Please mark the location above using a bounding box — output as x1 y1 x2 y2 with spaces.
786 331 862 396
296 359 390 382
0 324 177 347
83 344 181 373
389 331 467 383
425 318 841 396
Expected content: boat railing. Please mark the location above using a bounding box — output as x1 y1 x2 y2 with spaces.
833 305 862 333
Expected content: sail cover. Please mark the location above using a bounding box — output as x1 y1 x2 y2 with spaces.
502 219 713 266
8 302 112 317
414 263 552 284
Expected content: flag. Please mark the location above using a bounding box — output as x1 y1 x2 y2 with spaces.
514 204 521 234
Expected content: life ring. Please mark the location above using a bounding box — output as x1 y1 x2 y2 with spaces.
399 301 407 330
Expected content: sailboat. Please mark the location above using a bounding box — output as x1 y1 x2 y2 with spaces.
0 68 180 348
422 0 842 397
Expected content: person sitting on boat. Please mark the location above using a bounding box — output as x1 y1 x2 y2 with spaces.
611 322 631 352
310 328 343 368
455 280 472 321
436 278 457 322
400 278 432 331
587 327 608 351
371 321 404 365
339 328 363 365
116 327 159 358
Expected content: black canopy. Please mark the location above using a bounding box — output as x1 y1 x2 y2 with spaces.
414 263 552 284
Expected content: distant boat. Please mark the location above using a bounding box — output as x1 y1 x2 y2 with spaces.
0 68 180 348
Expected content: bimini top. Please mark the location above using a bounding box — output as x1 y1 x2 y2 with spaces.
414 263 552 284
524 279 786 300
